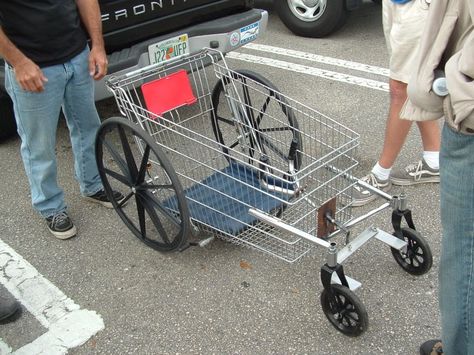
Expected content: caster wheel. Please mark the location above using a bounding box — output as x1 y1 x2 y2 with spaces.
320 284 368 336
391 227 433 276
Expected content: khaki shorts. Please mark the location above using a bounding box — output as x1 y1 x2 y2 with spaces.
382 0 430 83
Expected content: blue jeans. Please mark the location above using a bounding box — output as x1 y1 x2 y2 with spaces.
5 46 103 218
439 124 474 355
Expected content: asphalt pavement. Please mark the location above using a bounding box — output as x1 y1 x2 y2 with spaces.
0 2 442 354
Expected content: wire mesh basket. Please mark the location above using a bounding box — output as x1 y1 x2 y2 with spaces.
105 49 360 262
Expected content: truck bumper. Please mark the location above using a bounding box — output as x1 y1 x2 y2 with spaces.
96 9 268 101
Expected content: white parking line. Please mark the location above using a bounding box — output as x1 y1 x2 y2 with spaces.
227 51 389 92
245 43 390 76
0 240 104 354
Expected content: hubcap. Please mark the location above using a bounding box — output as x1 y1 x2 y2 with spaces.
287 0 327 22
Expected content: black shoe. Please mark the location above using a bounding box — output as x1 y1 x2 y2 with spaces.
420 339 443 355
45 211 77 240
0 292 21 323
85 189 125 208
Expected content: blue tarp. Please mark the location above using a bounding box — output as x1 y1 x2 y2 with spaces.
164 162 293 235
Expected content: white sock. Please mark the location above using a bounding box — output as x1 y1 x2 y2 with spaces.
371 162 392 181
423 151 439 170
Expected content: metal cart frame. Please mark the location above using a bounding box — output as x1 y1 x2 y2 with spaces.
96 49 432 337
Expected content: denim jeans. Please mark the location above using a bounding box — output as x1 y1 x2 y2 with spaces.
5 46 103 218
439 124 474 355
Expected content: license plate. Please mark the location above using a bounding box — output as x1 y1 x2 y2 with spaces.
148 34 189 65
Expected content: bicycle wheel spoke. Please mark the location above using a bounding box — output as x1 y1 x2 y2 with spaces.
136 144 151 185
118 191 134 208
229 140 241 150
254 95 272 124
143 200 170 244
104 168 130 186
136 195 147 239
101 137 131 181
142 191 182 227
118 125 138 180
260 135 289 161
216 115 235 126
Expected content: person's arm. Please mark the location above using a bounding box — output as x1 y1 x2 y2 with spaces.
0 27 47 92
75 0 107 80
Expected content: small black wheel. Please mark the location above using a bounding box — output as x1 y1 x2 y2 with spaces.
391 227 433 276
320 284 368 337
96 116 190 252
211 69 303 173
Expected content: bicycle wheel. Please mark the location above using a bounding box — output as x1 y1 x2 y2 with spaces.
95 117 190 252
211 70 303 173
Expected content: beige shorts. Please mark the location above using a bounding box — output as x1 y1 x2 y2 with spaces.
382 0 430 83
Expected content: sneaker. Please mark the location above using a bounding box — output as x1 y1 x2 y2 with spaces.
85 189 125 209
352 173 392 207
420 339 443 355
0 291 21 323
45 211 77 240
390 159 440 186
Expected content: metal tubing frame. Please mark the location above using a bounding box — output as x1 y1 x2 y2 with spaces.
248 208 331 248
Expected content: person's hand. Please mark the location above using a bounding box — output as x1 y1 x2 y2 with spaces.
14 59 48 92
89 45 108 80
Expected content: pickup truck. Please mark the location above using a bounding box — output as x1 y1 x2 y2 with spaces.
0 0 268 141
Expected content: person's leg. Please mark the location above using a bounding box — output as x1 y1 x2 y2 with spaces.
61 47 103 196
4 63 67 218
417 120 441 153
353 0 428 207
378 79 413 169
439 124 474 355
389 119 441 185
352 79 409 207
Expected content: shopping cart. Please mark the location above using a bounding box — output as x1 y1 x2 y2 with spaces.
96 48 433 336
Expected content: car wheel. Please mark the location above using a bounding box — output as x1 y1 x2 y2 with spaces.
275 0 348 38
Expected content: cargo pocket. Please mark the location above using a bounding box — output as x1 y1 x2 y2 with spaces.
418 14 458 92
407 14 458 113
445 52 474 130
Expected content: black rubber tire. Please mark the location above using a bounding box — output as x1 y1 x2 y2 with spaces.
372 0 382 4
275 0 348 38
391 227 433 276
95 116 190 252
320 284 368 337
211 69 303 171
0 88 17 142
